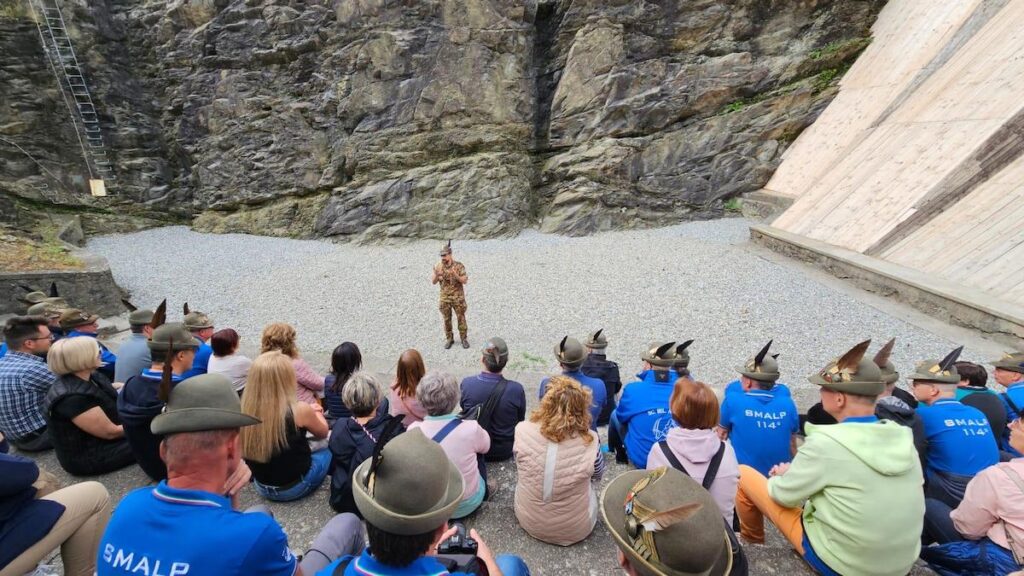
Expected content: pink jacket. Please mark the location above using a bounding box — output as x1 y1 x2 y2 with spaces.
951 459 1024 551
647 427 739 522
389 387 428 427
292 357 324 405
410 416 490 500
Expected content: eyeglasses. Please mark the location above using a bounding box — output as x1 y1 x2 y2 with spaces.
27 334 54 342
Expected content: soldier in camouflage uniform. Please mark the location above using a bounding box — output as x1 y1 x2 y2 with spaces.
432 240 469 349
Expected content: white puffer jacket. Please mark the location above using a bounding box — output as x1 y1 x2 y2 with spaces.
513 421 600 546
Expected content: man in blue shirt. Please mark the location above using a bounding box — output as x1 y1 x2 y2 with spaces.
98 373 366 576
113 301 158 384
0 316 56 451
539 336 606 430
60 308 117 380
719 340 798 476
459 337 526 462
611 342 678 468
182 305 214 378
580 329 622 426
993 351 1024 456
911 347 999 507
317 429 529 576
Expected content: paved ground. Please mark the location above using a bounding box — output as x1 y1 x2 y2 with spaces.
19 217 1005 574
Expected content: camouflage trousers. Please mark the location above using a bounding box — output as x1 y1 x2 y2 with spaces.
439 300 468 341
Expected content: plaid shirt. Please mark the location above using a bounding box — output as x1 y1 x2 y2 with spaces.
0 350 55 440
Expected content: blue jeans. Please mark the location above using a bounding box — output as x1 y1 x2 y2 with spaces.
254 448 332 502
923 498 962 545
495 554 530 576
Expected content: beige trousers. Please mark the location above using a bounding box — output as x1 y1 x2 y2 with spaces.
1 481 111 576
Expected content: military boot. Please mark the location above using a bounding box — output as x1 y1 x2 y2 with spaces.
445 339 455 349
461 338 470 349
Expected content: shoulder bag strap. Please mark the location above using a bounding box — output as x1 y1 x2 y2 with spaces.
657 440 691 477
701 442 728 492
998 466 1024 565
478 377 508 429
431 419 462 444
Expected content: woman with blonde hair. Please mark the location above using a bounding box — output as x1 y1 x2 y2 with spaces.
260 322 324 405
241 351 330 502
43 336 135 476
388 348 427 426
513 376 605 545
647 379 739 521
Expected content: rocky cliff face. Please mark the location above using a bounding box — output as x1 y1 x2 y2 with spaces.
0 0 882 241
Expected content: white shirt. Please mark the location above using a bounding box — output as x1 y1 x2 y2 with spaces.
207 353 252 392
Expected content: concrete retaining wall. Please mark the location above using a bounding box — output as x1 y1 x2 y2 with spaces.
1 248 125 316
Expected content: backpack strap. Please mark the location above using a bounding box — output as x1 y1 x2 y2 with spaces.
431 419 462 444
478 377 508 430
657 440 726 491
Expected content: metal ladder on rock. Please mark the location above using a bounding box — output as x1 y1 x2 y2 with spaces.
29 0 115 185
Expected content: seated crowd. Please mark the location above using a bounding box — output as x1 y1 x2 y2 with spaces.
1 293 1024 576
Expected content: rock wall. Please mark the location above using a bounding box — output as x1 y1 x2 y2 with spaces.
0 0 884 241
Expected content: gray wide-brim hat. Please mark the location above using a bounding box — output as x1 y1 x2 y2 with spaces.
352 429 463 535
906 360 960 384
586 329 608 350
20 291 48 305
151 373 260 435
129 309 155 326
993 352 1024 375
59 308 99 331
555 336 587 369
600 468 732 576
148 323 201 352
808 341 885 396
183 311 213 330
482 337 509 361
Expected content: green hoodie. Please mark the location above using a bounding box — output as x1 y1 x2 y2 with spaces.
768 420 924 576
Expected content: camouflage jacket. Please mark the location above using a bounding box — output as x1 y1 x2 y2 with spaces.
437 260 467 303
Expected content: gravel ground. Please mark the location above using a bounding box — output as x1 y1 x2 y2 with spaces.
71 217 1003 575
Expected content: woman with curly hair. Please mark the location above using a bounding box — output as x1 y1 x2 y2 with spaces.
513 376 605 545
260 322 324 405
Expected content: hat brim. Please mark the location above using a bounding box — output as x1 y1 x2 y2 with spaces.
151 408 260 435
737 367 779 382
808 373 887 395
352 451 464 535
600 470 732 576
905 372 959 384
62 314 100 330
993 361 1024 375
587 341 608 350
554 345 585 369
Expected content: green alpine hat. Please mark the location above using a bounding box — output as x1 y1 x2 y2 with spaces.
122 298 156 326
906 346 963 384
151 373 261 435
738 340 780 383
643 342 677 368
873 338 899 384
27 300 66 318
19 291 47 305
439 240 452 256
352 429 463 535
992 352 1024 375
673 340 695 375
182 303 213 330
586 329 609 350
59 308 99 331
600 467 732 576
555 336 587 370
482 337 509 362
148 323 200 352
809 340 885 396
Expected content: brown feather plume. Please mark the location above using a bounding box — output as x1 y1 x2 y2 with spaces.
150 300 167 329
837 340 872 372
873 338 895 368
638 502 703 532
158 335 174 403
559 335 568 353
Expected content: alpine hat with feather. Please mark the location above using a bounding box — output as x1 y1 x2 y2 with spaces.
439 239 453 256
586 329 609 350
181 303 213 331
18 282 58 305
809 340 885 396
738 340 780 383
555 336 587 370
873 338 899 385
992 351 1024 375
672 340 695 376
905 346 964 384
601 467 732 576
122 298 160 327
643 342 677 369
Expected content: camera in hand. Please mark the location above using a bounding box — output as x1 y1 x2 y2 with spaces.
436 522 486 575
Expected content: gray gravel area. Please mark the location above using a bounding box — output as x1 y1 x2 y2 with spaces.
60 217 997 575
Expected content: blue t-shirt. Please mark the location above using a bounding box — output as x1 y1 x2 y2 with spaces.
0 342 6 359
539 370 606 430
1000 383 1024 456
320 549 469 576
98 482 297 576
614 369 678 468
183 341 213 379
719 384 798 476
917 398 999 477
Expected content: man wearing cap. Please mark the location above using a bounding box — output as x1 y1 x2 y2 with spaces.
0 316 56 451
601 467 743 576
718 341 798 477
182 305 214 378
118 323 199 481
581 329 622 427
113 305 155 384
98 373 366 576
1 300 67 360
316 429 530 575
459 337 526 462
994 351 1024 456
610 342 678 468
431 241 469 349
61 308 117 380
540 336 606 430
735 341 924 576
911 347 999 507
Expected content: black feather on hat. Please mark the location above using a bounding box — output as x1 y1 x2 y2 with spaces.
150 300 167 329
122 298 138 312
183 302 190 316
49 282 59 297
676 339 694 354
939 346 964 372
18 284 34 293
754 340 773 369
